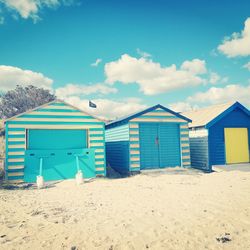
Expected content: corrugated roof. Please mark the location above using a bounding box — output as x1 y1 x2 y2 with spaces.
182 102 236 128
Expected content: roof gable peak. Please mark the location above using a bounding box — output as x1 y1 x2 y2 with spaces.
106 104 191 129
5 99 104 122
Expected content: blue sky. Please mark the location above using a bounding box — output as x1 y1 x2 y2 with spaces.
0 0 250 118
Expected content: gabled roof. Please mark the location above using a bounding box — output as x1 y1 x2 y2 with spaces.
182 101 250 128
5 99 105 122
106 104 192 129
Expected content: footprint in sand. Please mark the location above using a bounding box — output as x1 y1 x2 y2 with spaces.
30 210 42 216
0 237 11 244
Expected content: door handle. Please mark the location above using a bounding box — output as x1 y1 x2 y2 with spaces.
155 136 159 145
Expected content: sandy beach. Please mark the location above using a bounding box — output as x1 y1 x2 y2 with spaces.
0 166 250 250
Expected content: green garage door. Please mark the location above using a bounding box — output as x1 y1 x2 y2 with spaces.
28 129 87 149
24 129 96 182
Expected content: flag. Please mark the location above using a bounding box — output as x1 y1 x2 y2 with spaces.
89 100 97 108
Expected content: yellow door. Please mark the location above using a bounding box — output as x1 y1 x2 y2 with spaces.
224 128 249 164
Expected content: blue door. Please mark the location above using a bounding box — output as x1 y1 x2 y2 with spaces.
24 129 96 182
139 123 181 169
158 123 181 167
139 123 159 169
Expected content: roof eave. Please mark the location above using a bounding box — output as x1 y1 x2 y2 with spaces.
105 104 192 129
4 99 58 123
4 99 105 123
156 104 192 122
205 102 250 129
188 124 206 129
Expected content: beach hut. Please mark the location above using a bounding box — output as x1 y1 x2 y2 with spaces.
105 104 191 174
5 100 106 182
182 102 250 172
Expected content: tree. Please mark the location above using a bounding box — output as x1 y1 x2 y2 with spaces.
0 85 56 119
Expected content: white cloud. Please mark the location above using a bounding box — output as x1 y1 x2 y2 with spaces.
209 72 220 84
0 0 75 22
2 0 39 20
169 84 250 112
136 48 151 58
91 58 102 67
188 84 250 107
105 54 207 95
218 17 250 57
243 62 250 71
168 102 196 113
55 83 117 99
0 65 53 91
63 96 147 120
180 59 207 74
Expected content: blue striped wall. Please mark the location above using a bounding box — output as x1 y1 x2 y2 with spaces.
105 124 129 142
105 141 130 174
105 124 129 173
5 101 106 182
208 107 250 166
189 132 209 171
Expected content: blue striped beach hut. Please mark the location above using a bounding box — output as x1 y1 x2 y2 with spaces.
105 104 191 174
5 100 106 182
182 102 250 172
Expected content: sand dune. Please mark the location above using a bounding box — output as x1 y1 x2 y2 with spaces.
0 167 250 250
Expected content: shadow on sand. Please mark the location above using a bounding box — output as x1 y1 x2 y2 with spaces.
0 179 60 190
140 167 203 177
106 164 204 179
105 164 129 179
213 163 250 173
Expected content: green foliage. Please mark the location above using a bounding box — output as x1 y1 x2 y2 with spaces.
0 85 56 119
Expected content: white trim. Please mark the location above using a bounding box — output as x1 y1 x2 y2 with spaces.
131 163 139 168
8 138 25 142
8 158 24 163
8 151 25 156
131 118 186 122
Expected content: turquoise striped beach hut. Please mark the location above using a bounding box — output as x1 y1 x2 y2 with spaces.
105 104 191 174
5 100 106 182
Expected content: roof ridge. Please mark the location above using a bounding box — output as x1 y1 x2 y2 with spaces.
182 101 250 128
183 101 236 114
5 99 105 122
106 104 191 128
